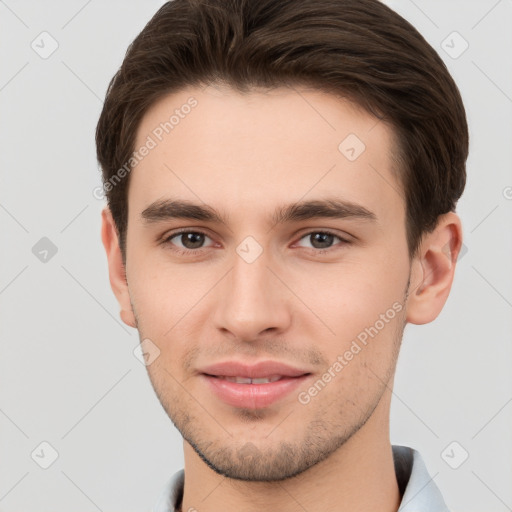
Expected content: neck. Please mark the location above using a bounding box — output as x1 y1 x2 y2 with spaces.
180 398 400 512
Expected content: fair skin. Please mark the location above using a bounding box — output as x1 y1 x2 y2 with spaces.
102 84 462 512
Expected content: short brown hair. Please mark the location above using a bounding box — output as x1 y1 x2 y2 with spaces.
96 0 468 260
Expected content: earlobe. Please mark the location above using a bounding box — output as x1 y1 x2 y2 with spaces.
101 207 136 328
405 212 463 325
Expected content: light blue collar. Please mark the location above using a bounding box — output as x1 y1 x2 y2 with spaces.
153 445 450 512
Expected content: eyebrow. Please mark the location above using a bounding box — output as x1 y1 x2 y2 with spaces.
140 197 377 226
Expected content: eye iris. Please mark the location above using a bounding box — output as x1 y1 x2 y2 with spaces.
181 232 204 249
310 232 334 249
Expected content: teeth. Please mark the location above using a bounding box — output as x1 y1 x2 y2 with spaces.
221 376 282 384
252 376 281 384
227 376 252 384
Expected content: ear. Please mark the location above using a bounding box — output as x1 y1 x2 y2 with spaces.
101 207 136 328
406 212 463 325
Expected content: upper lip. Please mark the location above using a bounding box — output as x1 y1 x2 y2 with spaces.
199 360 310 379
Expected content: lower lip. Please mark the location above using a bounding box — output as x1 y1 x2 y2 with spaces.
201 374 310 409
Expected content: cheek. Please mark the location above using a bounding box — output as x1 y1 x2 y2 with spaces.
126 252 218 344
290 252 408 343
128 266 202 380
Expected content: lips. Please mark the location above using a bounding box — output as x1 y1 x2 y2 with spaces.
199 360 311 409
200 360 309 379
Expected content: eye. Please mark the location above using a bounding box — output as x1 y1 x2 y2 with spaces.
160 229 350 255
162 230 215 252
296 230 349 251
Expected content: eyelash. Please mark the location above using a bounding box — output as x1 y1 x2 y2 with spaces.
160 228 351 256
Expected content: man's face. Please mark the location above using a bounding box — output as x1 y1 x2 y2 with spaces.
124 84 411 480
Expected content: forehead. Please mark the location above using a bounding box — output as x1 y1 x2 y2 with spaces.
129 84 403 227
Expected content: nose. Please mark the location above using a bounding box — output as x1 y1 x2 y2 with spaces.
212 248 292 342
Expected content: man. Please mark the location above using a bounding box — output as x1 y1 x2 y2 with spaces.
96 0 468 510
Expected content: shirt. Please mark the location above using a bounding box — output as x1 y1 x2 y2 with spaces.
152 444 450 512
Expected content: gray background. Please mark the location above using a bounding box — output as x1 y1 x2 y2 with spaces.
1 0 511 510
